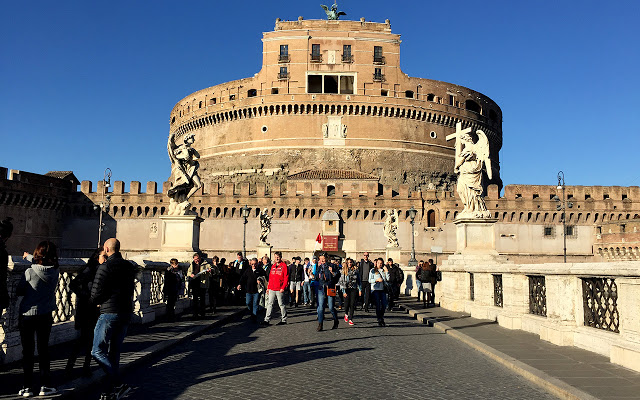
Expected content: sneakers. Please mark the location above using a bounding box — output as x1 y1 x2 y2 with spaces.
259 320 270 327
276 321 287 326
348 320 354 326
344 315 348 322
38 387 57 396
115 383 131 399
18 388 33 397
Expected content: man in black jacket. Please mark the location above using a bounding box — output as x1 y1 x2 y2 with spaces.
358 252 374 312
237 258 265 322
90 238 136 400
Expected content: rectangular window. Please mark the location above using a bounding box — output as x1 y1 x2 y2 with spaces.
339 75 354 94
308 75 322 93
543 226 554 237
449 95 454 106
279 44 289 62
324 75 338 93
374 46 384 64
374 67 383 81
278 67 288 79
381 89 388 96
311 44 321 62
342 44 352 62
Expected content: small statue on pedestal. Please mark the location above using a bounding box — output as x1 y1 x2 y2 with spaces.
383 209 399 247
259 208 272 246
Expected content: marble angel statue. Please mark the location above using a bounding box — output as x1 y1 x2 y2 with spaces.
167 132 203 215
259 208 272 245
454 128 492 219
383 209 399 247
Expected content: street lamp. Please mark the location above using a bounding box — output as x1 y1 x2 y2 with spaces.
241 205 251 258
407 206 418 268
95 168 112 247
553 171 573 263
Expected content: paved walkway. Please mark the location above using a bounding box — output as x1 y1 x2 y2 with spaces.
84 304 557 400
2 298 639 399
396 297 640 400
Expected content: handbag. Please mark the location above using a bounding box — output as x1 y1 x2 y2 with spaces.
436 271 442 282
327 287 337 297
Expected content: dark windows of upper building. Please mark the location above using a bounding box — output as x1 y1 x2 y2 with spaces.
622 194 628 200
229 94 236 101
427 209 436 227
405 90 414 98
426 93 435 102
271 88 279 94
465 99 481 113
171 116 175 124
373 67 384 82
278 66 289 80
279 45 289 62
209 98 216 105
307 74 355 94
381 89 388 96
489 109 498 122
342 45 353 63
544 226 554 237
327 185 336 196
449 95 455 106
565 225 576 237
247 89 257 97
311 44 322 62
199 101 202 108
373 46 385 64
324 75 338 93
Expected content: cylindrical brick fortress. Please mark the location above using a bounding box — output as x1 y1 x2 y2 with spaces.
169 18 502 191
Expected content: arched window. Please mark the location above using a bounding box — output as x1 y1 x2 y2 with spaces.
426 93 435 102
247 89 257 97
327 185 336 196
465 99 481 113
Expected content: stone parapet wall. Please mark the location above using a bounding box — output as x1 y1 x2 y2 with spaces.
0 256 192 365
438 257 640 372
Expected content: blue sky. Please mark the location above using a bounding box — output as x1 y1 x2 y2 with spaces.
1 0 639 189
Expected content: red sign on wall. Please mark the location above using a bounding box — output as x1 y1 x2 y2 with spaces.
322 235 339 251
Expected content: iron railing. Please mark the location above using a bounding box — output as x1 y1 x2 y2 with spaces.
528 275 547 316
310 53 322 63
373 73 385 82
278 54 290 63
341 54 353 63
278 72 290 80
582 277 619 333
373 55 386 64
493 274 503 307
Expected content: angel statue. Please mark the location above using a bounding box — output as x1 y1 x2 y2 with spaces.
383 209 399 247
448 122 492 219
167 132 203 215
259 208 272 245
321 2 346 20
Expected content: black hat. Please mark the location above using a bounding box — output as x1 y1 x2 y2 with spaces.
0 217 13 238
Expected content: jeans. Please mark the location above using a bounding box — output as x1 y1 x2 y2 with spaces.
302 281 311 304
361 285 371 310
91 313 129 392
19 314 53 388
372 290 387 323
344 288 358 321
245 292 260 316
316 286 338 323
191 285 206 317
264 289 287 323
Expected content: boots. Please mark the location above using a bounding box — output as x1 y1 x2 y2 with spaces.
332 317 339 330
317 322 323 332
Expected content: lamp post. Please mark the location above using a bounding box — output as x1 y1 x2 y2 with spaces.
407 206 418 268
241 205 250 258
553 171 573 263
95 168 112 247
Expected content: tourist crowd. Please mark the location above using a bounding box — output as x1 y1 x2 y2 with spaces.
0 215 439 400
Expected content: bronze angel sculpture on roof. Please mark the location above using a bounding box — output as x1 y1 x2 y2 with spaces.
321 2 346 20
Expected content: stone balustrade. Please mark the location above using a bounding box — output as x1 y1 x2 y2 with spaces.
437 256 640 372
0 257 192 364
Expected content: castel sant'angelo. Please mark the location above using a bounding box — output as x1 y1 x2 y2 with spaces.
1 12 639 263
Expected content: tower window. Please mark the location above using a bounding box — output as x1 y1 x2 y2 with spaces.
278 67 289 80
279 45 289 62
373 46 384 64
311 44 321 62
342 45 352 63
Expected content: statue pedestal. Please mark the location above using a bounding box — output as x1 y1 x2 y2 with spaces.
385 246 402 263
454 218 498 255
160 215 203 253
256 243 273 261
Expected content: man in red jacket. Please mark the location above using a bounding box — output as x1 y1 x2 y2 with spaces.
261 251 288 326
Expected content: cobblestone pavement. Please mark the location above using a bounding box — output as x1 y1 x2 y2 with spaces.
111 306 557 400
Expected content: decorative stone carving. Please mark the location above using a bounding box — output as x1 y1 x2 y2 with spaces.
259 208 272 245
322 116 347 146
447 122 492 219
167 133 202 216
384 209 399 247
